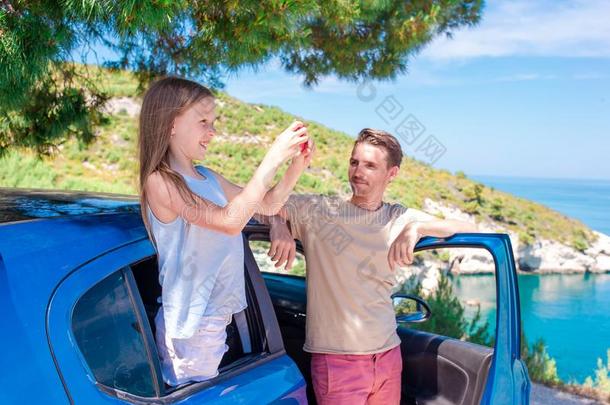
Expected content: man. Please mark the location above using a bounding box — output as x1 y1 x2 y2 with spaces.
270 128 478 404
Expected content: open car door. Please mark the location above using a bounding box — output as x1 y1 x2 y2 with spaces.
246 224 530 405
399 233 530 405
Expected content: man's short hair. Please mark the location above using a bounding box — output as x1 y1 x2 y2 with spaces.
354 128 403 168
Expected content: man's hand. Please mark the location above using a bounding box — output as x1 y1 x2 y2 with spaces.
388 222 421 271
387 218 479 271
268 219 296 271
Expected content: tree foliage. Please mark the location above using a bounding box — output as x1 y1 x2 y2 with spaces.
399 273 491 344
584 350 610 395
0 0 483 156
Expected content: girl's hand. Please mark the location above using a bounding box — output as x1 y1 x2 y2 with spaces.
266 121 309 166
291 138 315 169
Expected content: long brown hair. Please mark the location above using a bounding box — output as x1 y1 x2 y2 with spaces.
138 76 214 248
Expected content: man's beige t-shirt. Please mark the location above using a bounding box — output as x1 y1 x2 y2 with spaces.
284 194 431 355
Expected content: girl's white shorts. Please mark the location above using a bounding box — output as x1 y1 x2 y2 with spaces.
154 307 232 386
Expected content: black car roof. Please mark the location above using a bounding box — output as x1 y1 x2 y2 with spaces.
0 187 141 224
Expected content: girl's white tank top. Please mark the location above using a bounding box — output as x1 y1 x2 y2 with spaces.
146 165 246 339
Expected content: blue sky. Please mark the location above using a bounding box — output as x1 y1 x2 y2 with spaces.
77 0 610 180
222 0 610 180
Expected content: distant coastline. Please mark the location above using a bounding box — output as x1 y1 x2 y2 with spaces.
471 175 610 236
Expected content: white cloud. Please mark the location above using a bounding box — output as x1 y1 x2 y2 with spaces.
494 73 557 82
421 0 610 60
572 72 608 80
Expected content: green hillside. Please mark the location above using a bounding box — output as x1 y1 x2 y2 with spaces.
0 66 596 250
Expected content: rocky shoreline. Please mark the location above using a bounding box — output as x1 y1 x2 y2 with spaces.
395 199 610 293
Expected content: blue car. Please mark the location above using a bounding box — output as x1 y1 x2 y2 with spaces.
0 188 530 404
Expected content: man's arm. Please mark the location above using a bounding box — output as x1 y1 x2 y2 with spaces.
253 213 297 271
388 219 479 271
263 191 317 270
414 219 479 238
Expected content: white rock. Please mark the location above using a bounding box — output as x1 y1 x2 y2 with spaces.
103 97 141 117
82 161 97 171
420 199 608 275
421 268 441 294
423 198 476 223
592 254 610 272
517 239 595 272
449 249 496 273
215 133 266 144
585 231 610 256
395 260 443 295
101 163 119 172
419 200 513 273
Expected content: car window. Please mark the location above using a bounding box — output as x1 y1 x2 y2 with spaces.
72 269 156 397
401 247 497 348
69 253 269 401
248 238 497 348
249 240 306 277
129 255 268 394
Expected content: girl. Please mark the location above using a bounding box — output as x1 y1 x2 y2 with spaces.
138 77 313 386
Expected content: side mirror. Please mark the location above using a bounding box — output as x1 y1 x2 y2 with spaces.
392 293 432 323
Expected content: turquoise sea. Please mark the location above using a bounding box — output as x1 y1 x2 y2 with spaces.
453 273 610 383
453 176 610 383
472 175 610 236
